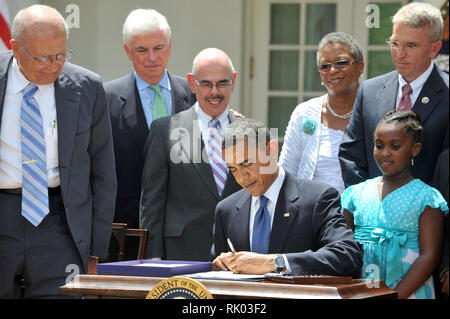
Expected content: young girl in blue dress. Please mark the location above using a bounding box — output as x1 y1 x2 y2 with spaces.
341 110 448 299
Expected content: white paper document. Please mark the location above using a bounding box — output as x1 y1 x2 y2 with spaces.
185 271 265 281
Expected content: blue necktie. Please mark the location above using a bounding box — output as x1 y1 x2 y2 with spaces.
21 83 49 226
207 119 228 196
252 196 271 254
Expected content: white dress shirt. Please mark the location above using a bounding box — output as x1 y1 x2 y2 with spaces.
195 101 230 141
0 58 60 188
396 61 434 108
248 166 291 273
134 70 172 129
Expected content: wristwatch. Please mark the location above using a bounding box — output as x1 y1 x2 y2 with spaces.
274 255 286 272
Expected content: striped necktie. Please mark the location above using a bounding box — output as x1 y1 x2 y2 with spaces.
207 119 228 196
21 83 49 226
150 84 168 120
252 196 271 254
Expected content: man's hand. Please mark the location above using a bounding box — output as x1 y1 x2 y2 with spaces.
230 109 245 118
441 270 449 296
213 251 277 275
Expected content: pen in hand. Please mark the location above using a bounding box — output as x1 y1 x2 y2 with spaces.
226 238 240 273
227 238 236 255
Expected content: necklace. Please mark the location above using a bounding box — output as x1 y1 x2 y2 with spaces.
326 96 353 119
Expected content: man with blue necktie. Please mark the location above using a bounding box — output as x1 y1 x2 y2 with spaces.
212 119 361 276
0 5 116 298
105 9 196 260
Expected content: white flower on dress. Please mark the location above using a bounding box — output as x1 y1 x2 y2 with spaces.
402 248 419 264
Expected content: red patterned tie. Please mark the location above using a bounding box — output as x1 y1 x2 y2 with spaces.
397 83 412 111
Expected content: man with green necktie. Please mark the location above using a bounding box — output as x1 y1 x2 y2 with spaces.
104 9 196 260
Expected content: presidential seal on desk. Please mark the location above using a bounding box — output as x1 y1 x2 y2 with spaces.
146 277 213 299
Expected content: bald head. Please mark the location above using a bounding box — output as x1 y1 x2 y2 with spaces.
10 5 69 85
11 5 68 42
187 48 237 118
192 48 235 78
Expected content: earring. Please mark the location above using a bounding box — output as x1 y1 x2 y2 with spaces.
411 157 414 166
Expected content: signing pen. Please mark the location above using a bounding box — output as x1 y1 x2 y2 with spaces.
227 238 236 255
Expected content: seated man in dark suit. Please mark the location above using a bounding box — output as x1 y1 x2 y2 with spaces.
212 119 362 276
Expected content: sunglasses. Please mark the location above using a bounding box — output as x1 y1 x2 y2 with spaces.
318 60 356 72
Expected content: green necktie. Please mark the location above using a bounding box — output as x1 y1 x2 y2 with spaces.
150 84 168 120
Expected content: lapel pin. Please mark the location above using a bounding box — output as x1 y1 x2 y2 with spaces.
421 97 429 104
284 212 290 218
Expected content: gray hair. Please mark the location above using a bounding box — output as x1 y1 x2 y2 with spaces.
222 118 271 150
122 9 171 46
316 32 363 65
392 2 443 42
11 5 69 41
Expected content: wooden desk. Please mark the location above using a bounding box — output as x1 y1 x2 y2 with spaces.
60 274 397 299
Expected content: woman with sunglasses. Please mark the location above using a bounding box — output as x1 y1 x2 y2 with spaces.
279 32 364 193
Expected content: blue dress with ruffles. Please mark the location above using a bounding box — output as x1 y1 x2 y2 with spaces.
341 177 448 299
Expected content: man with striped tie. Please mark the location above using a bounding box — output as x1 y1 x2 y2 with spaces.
0 5 116 298
139 48 241 261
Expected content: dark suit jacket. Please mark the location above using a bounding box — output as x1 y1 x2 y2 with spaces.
105 72 195 228
339 65 449 187
140 106 242 261
211 173 363 277
0 51 117 272
432 149 449 279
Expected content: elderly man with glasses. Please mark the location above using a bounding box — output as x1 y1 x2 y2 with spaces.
0 5 116 298
139 48 242 261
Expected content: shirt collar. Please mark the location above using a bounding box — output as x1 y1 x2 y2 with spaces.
10 58 54 94
134 69 171 92
252 165 285 207
194 101 230 127
398 61 434 94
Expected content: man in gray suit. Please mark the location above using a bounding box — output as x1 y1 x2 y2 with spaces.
339 2 448 187
0 5 116 298
140 48 242 261
105 10 195 259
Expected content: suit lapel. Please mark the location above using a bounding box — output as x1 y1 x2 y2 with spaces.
180 107 238 200
376 71 398 120
178 107 219 198
269 174 299 253
232 192 252 251
0 53 13 132
413 65 446 123
168 72 192 114
55 71 80 195
122 73 149 153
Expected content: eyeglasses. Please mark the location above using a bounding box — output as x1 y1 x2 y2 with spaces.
318 60 356 72
16 40 72 68
386 39 419 51
195 79 233 90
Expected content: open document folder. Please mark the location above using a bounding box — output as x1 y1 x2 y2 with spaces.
185 271 265 282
